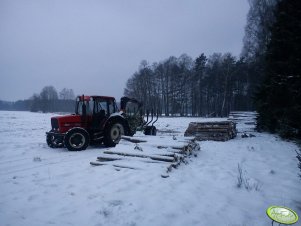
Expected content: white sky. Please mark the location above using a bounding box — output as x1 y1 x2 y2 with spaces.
0 0 249 102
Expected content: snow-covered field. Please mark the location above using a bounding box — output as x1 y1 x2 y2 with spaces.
0 111 300 226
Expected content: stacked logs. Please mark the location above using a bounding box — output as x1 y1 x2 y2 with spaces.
90 139 200 176
184 121 237 141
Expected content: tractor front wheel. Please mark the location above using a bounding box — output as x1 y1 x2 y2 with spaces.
64 128 90 151
46 133 64 148
103 123 124 147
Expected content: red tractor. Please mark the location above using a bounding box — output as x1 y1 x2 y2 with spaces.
46 95 157 151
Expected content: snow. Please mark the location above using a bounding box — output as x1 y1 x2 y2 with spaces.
0 111 300 226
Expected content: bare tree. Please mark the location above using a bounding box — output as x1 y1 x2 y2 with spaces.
59 88 75 100
241 0 278 59
40 86 58 112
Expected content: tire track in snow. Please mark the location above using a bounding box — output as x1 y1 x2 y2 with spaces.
0 154 96 176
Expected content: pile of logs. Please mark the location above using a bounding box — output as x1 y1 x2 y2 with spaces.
90 136 200 177
184 121 237 141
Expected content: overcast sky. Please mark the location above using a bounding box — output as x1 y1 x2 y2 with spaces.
0 0 249 102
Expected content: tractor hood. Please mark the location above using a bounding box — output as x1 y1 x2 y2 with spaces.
51 115 83 133
53 114 82 124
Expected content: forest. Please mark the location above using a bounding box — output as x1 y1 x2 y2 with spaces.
124 53 257 117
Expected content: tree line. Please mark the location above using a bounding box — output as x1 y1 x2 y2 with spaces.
124 53 257 117
0 86 75 113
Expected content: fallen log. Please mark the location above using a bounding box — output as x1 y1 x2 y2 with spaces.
97 156 122 162
96 154 172 164
121 136 147 143
90 161 140 170
90 138 201 176
103 151 175 162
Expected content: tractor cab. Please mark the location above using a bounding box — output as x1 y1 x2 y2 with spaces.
75 95 117 117
75 95 118 130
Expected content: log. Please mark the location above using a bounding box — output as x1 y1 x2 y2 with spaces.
90 161 140 170
184 121 237 141
97 156 122 162
121 136 147 143
97 153 175 161
90 140 201 176
157 145 185 150
103 151 175 162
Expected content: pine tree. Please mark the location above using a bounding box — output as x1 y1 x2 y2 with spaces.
256 0 301 138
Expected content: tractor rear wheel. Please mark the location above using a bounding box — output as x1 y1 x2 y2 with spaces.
144 126 157 136
64 128 90 151
103 122 124 147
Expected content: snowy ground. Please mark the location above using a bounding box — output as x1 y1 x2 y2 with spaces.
0 111 300 226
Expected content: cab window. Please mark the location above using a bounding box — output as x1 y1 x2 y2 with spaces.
108 100 116 114
94 100 108 115
77 100 93 115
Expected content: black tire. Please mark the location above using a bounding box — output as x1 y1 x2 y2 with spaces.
46 133 64 148
103 122 124 147
151 126 157 136
144 126 156 136
144 126 151 135
64 128 90 151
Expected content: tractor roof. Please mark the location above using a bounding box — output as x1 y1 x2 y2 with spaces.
77 95 115 101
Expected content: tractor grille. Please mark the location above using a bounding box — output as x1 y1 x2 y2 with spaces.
51 118 59 130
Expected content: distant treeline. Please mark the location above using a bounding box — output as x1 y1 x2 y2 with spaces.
124 53 259 117
0 86 75 113
0 99 32 111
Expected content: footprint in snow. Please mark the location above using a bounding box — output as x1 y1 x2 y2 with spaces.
109 200 123 207
27 194 38 202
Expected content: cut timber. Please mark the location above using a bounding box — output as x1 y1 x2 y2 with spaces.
90 161 140 170
121 136 147 143
228 111 258 132
103 151 175 162
184 121 237 141
97 155 122 161
96 154 171 164
90 139 201 176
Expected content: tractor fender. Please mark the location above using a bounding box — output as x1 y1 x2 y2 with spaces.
66 127 90 137
108 112 124 119
109 112 125 118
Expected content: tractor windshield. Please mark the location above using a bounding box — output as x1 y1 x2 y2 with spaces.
75 96 117 116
